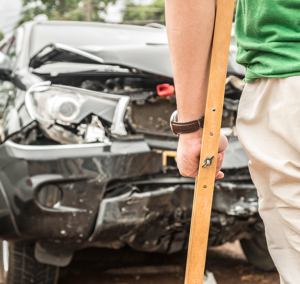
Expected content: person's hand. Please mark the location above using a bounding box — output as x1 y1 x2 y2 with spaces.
177 130 228 179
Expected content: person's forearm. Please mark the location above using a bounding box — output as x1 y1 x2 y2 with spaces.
165 0 215 122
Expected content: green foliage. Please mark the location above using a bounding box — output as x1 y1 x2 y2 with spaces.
0 31 4 41
19 0 116 24
122 0 165 22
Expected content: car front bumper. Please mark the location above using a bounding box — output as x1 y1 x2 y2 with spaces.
0 137 259 254
0 139 163 241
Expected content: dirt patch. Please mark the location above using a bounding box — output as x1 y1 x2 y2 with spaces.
58 241 279 284
206 242 279 284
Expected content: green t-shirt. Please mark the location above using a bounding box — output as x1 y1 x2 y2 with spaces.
235 0 300 83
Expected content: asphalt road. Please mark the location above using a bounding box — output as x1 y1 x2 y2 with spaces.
58 241 280 284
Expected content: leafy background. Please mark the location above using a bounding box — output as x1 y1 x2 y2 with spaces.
19 0 164 24
0 0 237 41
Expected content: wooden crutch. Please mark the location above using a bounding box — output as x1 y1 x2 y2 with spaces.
184 0 236 283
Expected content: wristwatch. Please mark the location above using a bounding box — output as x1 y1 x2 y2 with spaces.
170 110 205 135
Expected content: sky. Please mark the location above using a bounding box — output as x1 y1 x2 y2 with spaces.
0 0 157 35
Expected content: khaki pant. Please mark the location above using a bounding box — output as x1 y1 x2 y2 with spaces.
237 77 300 284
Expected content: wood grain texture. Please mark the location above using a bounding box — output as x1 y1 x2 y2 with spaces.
184 0 235 283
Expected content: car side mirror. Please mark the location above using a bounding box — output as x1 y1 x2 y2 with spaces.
0 52 12 81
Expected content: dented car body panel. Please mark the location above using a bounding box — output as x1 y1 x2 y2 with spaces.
0 139 162 240
0 20 261 267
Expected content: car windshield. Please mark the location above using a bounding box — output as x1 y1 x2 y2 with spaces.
30 22 168 57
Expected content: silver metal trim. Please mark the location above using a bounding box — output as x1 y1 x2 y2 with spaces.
55 43 104 63
25 81 52 121
111 96 130 136
5 139 111 151
1 240 9 282
30 42 104 68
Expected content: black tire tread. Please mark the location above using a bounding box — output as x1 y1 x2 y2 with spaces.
6 242 59 284
240 234 276 272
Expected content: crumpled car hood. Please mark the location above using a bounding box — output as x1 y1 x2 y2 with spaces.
30 41 244 79
81 44 173 78
29 42 172 78
29 43 104 69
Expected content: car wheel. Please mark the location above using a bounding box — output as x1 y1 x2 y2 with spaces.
0 240 59 284
240 233 276 272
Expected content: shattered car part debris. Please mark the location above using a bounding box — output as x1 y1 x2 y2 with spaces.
0 20 275 283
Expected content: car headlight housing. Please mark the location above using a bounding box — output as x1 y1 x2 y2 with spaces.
25 82 129 144
48 96 81 123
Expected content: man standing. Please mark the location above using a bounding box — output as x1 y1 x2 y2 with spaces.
166 0 300 283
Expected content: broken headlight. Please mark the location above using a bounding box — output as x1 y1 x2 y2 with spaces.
47 96 81 123
25 82 130 144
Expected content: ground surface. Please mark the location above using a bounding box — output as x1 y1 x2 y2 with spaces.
58 241 280 284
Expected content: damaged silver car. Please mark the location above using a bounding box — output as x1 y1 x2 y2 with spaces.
0 20 274 284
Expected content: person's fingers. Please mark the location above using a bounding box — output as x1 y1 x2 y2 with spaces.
177 157 199 178
189 172 199 179
215 151 225 175
215 171 224 179
177 151 199 178
218 133 228 153
215 151 225 179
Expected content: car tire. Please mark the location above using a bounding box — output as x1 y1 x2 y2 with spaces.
240 233 276 272
0 240 59 284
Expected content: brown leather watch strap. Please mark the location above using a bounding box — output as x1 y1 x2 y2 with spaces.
171 117 204 135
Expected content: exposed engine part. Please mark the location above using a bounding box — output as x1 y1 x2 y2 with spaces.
104 78 123 91
124 77 143 90
221 97 240 131
79 77 177 138
130 98 176 134
225 75 245 91
27 74 243 145
84 115 107 143
9 121 60 145
9 114 105 146
10 74 242 147
222 76 243 132
80 80 106 91
156 84 175 97
80 77 155 94
40 123 86 145
39 115 111 145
